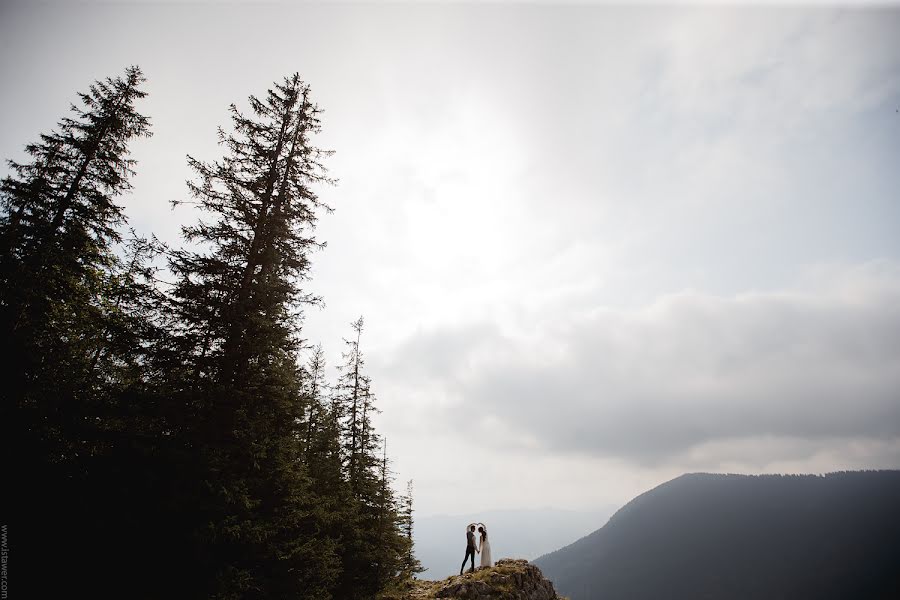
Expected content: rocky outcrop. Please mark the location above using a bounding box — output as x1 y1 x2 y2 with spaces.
404 559 564 600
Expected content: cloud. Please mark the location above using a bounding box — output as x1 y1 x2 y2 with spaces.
380 262 900 466
4 2 899 513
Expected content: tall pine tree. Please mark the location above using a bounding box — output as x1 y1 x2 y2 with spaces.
1 66 154 594
164 73 337 600
2 66 152 459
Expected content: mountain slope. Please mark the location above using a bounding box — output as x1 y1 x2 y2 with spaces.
535 471 900 600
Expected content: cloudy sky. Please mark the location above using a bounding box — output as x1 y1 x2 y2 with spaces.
2 1 900 517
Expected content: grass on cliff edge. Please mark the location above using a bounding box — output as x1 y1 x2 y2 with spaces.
379 560 570 600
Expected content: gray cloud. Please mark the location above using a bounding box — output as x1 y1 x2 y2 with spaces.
4 1 900 512
382 263 900 465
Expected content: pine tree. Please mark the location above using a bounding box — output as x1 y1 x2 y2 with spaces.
331 316 417 598
299 344 348 589
374 466 425 599
331 317 374 597
399 479 425 579
2 65 421 600
2 64 152 450
375 442 402 588
1 66 154 594
164 73 337 599
334 315 369 491
300 343 331 460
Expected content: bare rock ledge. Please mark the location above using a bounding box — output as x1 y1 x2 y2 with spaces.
399 559 566 600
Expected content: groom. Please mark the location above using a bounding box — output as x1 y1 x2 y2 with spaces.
459 524 477 575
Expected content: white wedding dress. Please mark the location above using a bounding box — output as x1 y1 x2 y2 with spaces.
479 536 492 568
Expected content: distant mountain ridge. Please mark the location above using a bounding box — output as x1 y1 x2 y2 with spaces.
535 471 900 600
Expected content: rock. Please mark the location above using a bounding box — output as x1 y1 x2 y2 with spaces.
407 558 565 600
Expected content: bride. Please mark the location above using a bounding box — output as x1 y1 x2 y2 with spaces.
477 524 491 568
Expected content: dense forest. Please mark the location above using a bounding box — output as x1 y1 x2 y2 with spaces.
3 66 422 599
535 471 900 600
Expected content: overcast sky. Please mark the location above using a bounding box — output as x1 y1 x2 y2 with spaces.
2 1 900 517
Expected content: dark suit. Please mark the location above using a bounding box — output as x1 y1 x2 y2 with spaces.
460 529 476 574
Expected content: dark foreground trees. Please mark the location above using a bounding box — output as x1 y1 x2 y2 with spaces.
2 66 153 465
1 66 164 595
163 73 340 599
4 68 420 599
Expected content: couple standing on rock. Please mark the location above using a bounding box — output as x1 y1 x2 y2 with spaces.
460 522 492 575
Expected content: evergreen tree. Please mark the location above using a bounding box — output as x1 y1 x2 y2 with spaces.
2 66 423 600
374 442 403 588
301 344 329 459
331 316 415 598
299 344 347 587
334 315 369 491
398 479 425 579
0 66 154 594
164 73 337 599
378 476 425 600
2 65 152 457
332 317 374 597
374 464 425 599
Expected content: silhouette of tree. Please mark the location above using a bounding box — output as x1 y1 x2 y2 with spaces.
164 73 337 599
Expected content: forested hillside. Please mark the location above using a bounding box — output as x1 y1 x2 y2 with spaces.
535 471 900 600
3 67 420 599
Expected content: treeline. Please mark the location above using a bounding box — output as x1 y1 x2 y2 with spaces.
2 66 422 599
